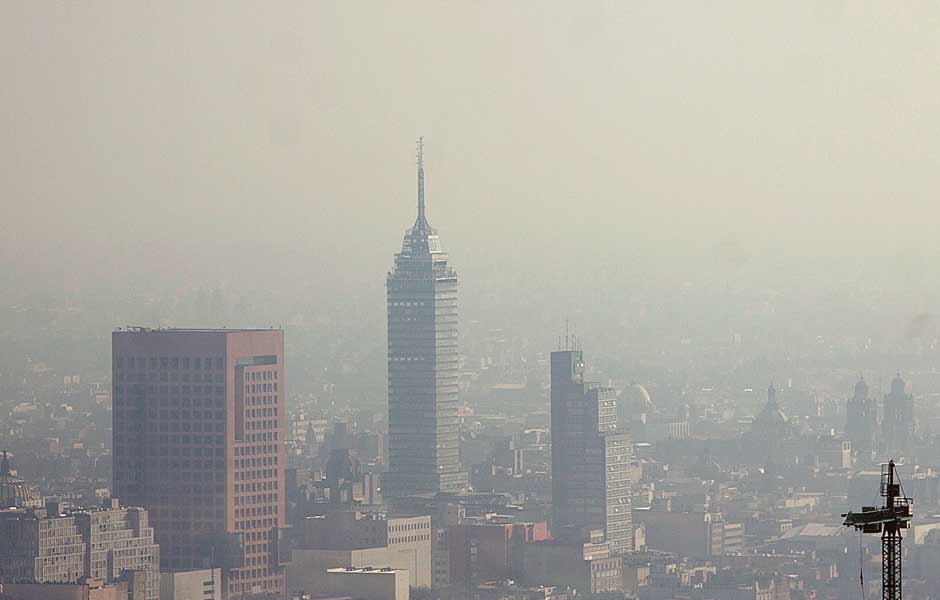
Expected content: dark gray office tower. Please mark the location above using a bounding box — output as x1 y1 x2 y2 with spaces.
551 350 632 554
385 139 467 497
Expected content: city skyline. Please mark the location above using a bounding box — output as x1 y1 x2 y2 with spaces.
5 3 940 599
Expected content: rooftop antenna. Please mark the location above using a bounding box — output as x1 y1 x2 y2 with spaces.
416 137 426 223
565 318 570 351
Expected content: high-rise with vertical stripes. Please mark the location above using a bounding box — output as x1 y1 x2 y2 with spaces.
385 139 467 498
550 349 632 554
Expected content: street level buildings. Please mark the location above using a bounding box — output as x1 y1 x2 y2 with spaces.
296 511 431 588
0 500 159 600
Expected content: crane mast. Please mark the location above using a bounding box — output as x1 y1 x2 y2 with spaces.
842 460 912 600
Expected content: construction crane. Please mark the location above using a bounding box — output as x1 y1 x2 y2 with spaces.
842 460 912 600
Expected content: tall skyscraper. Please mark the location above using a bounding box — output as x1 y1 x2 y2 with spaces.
550 350 632 554
385 139 467 497
112 328 287 599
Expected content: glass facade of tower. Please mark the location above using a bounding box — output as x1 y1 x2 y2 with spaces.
385 147 467 497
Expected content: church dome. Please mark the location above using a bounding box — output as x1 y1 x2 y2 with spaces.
626 384 652 411
753 384 789 430
0 452 42 509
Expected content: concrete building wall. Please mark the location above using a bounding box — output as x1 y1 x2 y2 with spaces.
297 512 431 588
0 510 85 583
519 543 621 597
287 547 426 592
388 516 432 588
0 503 159 595
589 556 623 593
432 528 450 589
633 510 711 558
159 569 221 600
0 580 127 600
602 431 632 554
449 524 511 589
911 520 940 545
323 568 409 600
76 505 160 600
449 522 550 589
518 543 589 593
622 563 650 596
723 523 745 554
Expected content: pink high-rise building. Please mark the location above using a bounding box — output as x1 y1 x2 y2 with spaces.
112 328 286 599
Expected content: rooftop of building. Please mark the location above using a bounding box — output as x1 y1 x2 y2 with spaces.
777 523 843 539
306 510 429 521
476 581 561 593
326 567 404 574
0 498 146 519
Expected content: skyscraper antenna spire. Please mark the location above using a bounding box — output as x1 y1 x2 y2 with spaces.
416 137 426 223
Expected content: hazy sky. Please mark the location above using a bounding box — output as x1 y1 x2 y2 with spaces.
3 1 940 307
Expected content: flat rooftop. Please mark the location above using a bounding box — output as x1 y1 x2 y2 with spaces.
114 327 279 333
326 567 404 574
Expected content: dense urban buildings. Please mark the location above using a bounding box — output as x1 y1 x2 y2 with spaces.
0 499 159 600
111 328 286 599
295 510 432 588
385 140 467 498
549 350 632 554
0 578 130 600
448 520 549 592
6 2 940 596
518 532 624 596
